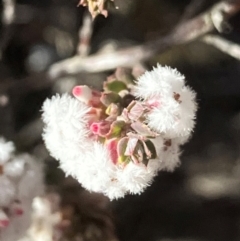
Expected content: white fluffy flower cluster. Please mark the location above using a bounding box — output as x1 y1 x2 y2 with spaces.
134 64 197 171
42 65 197 200
0 138 43 241
134 64 196 140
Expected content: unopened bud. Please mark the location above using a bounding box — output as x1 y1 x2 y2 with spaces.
100 92 121 107
87 108 103 124
90 121 111 137
105 121 125 139
72 85 101 107
106 103 119 116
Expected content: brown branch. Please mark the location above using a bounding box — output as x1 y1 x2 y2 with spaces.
48 0 240 79
0 0 240 95
179 0 206 23
77 12 93 57
0 0 16 55
202 34 240 61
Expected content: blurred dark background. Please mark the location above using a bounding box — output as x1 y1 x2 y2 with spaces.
1 0 240 241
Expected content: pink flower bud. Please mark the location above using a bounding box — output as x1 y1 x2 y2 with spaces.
90 121 111 137
72 85 101 107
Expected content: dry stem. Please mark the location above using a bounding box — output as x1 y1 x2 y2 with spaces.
202 34 240 61
48 0 240 78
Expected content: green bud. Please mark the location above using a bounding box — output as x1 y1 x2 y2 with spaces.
104 80 127 93
105 103 120 116
100 92 121 107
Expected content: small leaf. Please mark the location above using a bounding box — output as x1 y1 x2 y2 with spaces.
118 155 130 165
142 156 150 166
143 140 157 159
131 154 140 164
100 92 121 107
106 121 125 139
128 102 145 121
124 137 138 156
105 80 127 93
117 137 131 165
131 121 157 137
117 137 128 157
106 103 120 116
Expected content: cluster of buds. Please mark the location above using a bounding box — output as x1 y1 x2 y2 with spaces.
0 138 43 241
72 72 160 167
78 0 116 18
42 64 197 199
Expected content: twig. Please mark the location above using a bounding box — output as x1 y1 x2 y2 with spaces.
179 0 206 23
48 44 158 78
169 0 240 44
2 0 15 25
0 0 240 94
0 0 16 55
48 0 240 78
77 12 93 57
202 34 240 61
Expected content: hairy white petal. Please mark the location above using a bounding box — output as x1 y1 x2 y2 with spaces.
42 94 90 161
18 154 44 200
4 157 26 179
0 138 44 241
103 180 126 200
160 139 181 172
147 85 196 139
0 138 15 164
76 142 117 193
0 176 16 207
150 136 165 170
135 64 197 139
134 64 185 100
118 162 155 194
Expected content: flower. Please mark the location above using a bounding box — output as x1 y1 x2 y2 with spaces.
42 64 197 200
42 94 90 162
117 162 155 194
134 64 197 139
134 65 185 100
0 138 15 165
78 0 116 18
0 138 43 241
